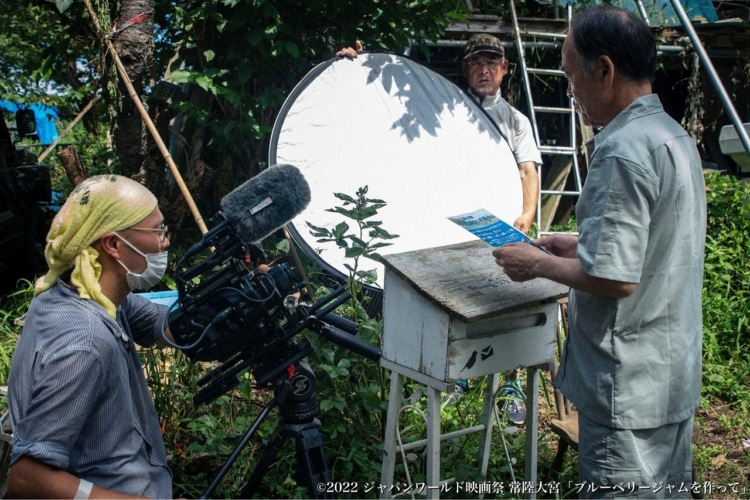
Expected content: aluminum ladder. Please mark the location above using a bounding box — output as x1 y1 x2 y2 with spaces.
510 0 582 235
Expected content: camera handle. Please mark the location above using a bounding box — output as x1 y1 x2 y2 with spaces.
201 361 334 499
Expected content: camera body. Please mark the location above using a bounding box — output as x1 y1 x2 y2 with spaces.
167 217 319 404
168 260 303 363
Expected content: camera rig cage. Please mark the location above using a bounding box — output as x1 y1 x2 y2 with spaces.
166 214 380 406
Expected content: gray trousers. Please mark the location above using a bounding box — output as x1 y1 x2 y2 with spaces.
576 412 695 499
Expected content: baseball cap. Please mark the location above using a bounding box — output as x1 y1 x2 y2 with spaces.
462 33 505 60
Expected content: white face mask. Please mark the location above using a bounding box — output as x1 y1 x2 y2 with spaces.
114 233 169 290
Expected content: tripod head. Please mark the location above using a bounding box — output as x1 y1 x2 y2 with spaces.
272 360 319 424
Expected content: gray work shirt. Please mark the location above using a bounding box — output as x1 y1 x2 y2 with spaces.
556 94 706 429
8 276 173 498
473 91 543 167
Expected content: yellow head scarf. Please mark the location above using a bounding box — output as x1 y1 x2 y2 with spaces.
35 175 158 318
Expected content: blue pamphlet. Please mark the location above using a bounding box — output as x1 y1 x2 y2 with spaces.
448 208 532 247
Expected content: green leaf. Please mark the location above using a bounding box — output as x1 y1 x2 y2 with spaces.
333 192 356 204
275 238 290 254
345 246 368 258
331 222 350 239
285 41 299 57
168 69 195 83
55 0 74 13
349 236 368 248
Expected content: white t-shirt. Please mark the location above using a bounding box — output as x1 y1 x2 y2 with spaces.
472 91 542 167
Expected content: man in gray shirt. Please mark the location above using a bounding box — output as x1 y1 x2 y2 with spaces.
492 6 706 498
8 175 174 498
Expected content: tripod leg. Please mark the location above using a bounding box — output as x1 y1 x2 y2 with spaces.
240 418 334 499
294 420 333 499
238 361 332 498
240 421 291 498
202 398 277 499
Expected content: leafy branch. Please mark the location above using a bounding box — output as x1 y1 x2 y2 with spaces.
306 186 398 309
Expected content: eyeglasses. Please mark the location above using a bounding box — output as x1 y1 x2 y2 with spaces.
128 223 170 243
466 57 504 69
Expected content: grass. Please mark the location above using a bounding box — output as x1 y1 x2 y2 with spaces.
0 279 35 404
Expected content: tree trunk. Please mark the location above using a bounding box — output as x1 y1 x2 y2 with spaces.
111 0 155 185
56 145 89 187
109 0 204 230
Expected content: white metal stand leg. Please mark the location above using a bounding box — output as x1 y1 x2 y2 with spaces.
380 371 501 499
425 386 442 499
524 366 540 500
378 360 543 500
478 373 500 476
381 372 405 499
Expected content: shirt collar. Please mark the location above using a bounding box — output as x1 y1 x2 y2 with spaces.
56 272 130 344
586 94 663 156
468 88 501 105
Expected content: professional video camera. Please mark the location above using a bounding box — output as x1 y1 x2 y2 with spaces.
166 164 380 407
165 165 382 498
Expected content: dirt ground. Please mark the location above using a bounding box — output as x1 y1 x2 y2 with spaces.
691 404 750 499
531 377 750 499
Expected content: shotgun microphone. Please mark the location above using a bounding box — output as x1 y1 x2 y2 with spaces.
220 163 311 244
180 164 311 262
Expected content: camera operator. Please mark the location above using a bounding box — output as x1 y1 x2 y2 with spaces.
7 175 175 499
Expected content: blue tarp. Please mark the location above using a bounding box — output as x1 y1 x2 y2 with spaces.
0 100 60 145
616 0 719 24
137 290 179 308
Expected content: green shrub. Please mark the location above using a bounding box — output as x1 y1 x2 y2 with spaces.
0 279 34 409
701 172 750 408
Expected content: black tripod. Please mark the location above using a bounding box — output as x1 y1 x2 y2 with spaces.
201 360 334 499
192 287 381 498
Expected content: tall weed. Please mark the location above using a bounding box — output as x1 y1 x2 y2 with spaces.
0 280 35 397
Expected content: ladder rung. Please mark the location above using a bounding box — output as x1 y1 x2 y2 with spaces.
540 231 580 236
522 31 567 41
541 189 581 196
533 106 573 114
539 146 577 155
526 68 565 77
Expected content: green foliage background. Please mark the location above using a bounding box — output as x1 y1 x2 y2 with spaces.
701 173 750 409
0 0 469 215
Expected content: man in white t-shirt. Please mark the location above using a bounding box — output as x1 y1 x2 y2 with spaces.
337 35 542 425
460 33 542 235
